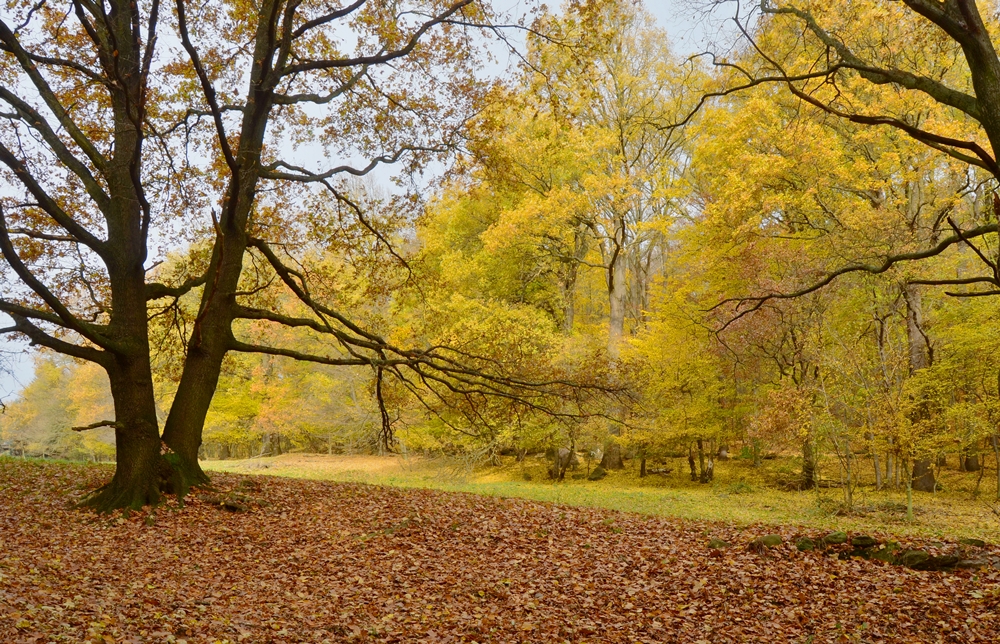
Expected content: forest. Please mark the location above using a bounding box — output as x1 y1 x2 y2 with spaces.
4 0 1000 641
3 0 1000 511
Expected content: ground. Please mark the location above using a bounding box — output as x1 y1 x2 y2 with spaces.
206 452 1000 542
1 458 1000 643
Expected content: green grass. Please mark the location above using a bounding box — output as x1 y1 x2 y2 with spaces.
204 452 1000 542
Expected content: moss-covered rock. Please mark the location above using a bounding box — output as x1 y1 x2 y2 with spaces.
707 538 731 549
587 466 607 481
822 531 848 545
871 545 898 563
758 534 783 547
795 537 815 552
898 550 930 568
910 555 960 571
959 537 987 548
851 535 877 549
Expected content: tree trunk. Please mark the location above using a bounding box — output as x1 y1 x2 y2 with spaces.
688 445 697 481
992 435 1000 501
801 438 816 490
904 284 936 494
600 440 625 470
964 453 981 472
606 220 627 360
697 438 713 483
82 358 164 512
912 458 936 492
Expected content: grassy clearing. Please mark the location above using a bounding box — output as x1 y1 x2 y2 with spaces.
204 452 1000 542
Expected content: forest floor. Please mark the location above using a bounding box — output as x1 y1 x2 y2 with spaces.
205 452 1000 543
3 459 1000 643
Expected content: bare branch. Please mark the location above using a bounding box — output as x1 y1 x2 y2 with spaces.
713 223 1000 328
71 420 121 432
280 0 476 76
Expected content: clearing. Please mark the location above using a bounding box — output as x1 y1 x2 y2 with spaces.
1 458 999 643
205 452 1000 543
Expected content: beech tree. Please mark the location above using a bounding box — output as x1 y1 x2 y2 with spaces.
0 0 605 511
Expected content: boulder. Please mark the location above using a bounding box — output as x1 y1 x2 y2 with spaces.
851 535 878 549
959 537 987 548
707 538 731 550
956 559 987 570
759 534 783 547
587 466 607 481
795 537 815 552
898 550 930 568
910 555 960 571
871 547 896 563
822 531 848 545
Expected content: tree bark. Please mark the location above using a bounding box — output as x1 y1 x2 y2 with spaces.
600 440 625 470
606 219 627 360
160 3 279 481
904 284 936 494
801 438 816 490
912 458 936 492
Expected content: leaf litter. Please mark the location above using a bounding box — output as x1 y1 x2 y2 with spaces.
1 459 999 643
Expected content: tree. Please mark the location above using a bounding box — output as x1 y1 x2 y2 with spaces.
689 0 1000 492
0 0 599 511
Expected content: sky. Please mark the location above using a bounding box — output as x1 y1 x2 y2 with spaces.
0 1 725 402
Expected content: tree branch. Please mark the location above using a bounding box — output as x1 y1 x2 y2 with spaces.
713 223 1000 328
71 420 121 432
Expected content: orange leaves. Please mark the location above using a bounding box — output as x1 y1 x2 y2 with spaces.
1 458 999 642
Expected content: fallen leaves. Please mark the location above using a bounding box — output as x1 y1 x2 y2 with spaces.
1 459 999 642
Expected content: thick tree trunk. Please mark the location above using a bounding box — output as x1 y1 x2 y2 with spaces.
83 358 163 512
688 445 697 481
912 459 936 492
600 440 625 470
162 7 280 488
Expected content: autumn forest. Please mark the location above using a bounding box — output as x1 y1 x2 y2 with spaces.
3 0 1000 642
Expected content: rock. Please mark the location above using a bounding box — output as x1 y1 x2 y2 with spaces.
707 538 731 549
587 466 607 481
959 537 987 548
822 531 848 545
204 495 249 513
956 559 987 570
910 555 960 571
759 534 783 547
898 550 930 568
796 537 815 552
871 547 896 563
848 548 871 560
851 535 878 549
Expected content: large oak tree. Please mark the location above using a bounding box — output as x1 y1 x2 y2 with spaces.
0 0 596 511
